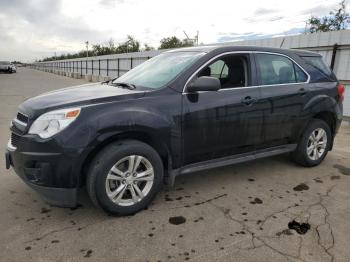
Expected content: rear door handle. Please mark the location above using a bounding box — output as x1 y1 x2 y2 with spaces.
241 96 256 105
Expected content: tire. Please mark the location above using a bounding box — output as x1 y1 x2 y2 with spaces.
86 140 163 215
292 119 332 167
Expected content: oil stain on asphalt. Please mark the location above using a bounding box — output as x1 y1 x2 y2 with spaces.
333 164 350 176
288 220 310 234
249 197 263 204
83 249 93 258
169 216 186 225
40 207 52 214
293 183 309 191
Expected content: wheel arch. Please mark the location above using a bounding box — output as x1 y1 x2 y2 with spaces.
312 111 336 135
296 111 337 151
79 130 172 187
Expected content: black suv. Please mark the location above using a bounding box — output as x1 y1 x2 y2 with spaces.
5 46 344 215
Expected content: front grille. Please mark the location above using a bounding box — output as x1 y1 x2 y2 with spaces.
11 132 20 147
17 112 29 124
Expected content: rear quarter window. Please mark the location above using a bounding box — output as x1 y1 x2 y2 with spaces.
301 56 337 82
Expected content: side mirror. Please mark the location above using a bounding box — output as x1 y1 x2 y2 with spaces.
187 76 221 92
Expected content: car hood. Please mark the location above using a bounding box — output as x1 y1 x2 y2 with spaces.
19 82 145 118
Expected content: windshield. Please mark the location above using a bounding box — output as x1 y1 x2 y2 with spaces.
112 51 205 89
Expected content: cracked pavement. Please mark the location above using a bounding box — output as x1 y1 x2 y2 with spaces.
1 68 350 262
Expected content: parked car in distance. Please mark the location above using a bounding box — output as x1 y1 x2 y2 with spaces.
5 46 344 215
0 61 16 73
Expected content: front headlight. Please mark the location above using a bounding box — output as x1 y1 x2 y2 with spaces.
29 107 81 139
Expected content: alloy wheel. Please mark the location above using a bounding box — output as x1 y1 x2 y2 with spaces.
306 128 327 161
105 155 154 206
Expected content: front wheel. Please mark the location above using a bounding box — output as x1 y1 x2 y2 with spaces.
86 140 164 215
292 119 331 167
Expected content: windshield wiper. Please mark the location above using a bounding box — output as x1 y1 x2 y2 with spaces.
101 78 117 85
107 81 136 90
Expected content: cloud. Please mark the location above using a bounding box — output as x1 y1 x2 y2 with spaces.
302 3 338 16
0 0 109 61
254 8 278 15
0 0 344 62
217 27 304 43
0 0 106 42
99 0 124 7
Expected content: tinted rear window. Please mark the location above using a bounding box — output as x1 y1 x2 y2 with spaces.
256 53 308 85
301 56 336 81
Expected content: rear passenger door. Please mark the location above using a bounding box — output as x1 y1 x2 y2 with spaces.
254 53 310 149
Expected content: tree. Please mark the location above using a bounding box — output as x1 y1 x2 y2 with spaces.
116 35 140 53
38 36 141 61
143 44 155 51
159 36 194 49
305 0 350 33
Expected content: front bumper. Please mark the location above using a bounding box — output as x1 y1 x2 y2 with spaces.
5 137 81 207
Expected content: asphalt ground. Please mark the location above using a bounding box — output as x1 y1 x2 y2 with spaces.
1 67 350 262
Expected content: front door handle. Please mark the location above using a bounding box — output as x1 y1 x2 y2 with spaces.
298 88 307 96
241 96 256 105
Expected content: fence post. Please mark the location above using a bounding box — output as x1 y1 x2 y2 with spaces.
80 60 82 77
92 60 94 75
86 60 88 74
117 58 120 77
98 59 101 76
106 59 109 77
330 43 338 70
130 57 133 69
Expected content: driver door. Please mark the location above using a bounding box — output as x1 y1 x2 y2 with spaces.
182 53 263 165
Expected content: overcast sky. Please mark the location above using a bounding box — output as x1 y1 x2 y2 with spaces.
0 0 347 62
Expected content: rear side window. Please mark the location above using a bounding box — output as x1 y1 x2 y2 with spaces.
301 56 336 81
256 53 308 85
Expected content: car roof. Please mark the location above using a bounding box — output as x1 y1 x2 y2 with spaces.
166 45 320 57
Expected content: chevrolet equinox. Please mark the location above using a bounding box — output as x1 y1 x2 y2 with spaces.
5 46 344 215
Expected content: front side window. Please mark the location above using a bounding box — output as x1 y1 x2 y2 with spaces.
113 51 205 89
207 60 228 78
197 55 249 89
256 53 307 85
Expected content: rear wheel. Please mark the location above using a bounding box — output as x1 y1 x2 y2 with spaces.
292 119 331 167
86 140 163 215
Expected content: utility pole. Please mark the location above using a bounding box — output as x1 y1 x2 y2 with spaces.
85 41 89 58
183 30 190 41
183 30 199 46
125 39 132 53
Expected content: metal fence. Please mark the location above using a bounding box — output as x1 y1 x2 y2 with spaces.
34 56 151 78
30 49 163 78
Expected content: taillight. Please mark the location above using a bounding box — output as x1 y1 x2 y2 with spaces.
338 83 344 102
